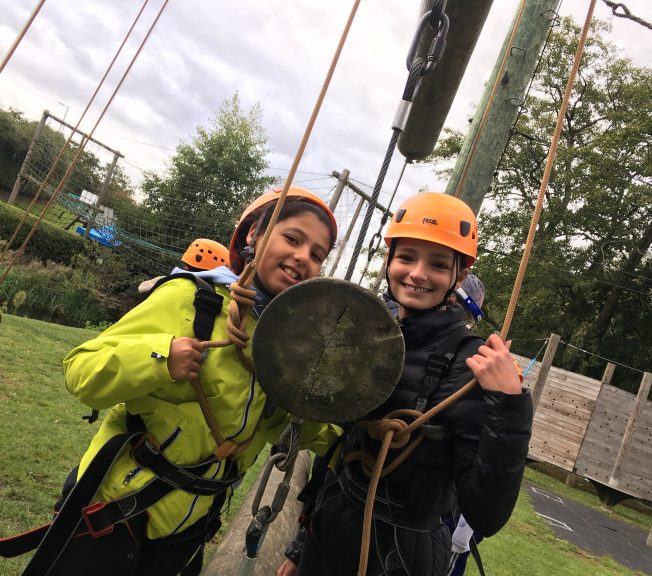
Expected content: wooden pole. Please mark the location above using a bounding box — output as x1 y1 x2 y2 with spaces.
530 333 559 411
445 0 562 212
8 110 48 205
329 168 349 212
328 196 364 277
83 151 120 239
609 372 652 488
601 362 616 387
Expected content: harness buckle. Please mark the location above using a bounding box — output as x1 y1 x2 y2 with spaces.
81 502 114 538
130 433 161 468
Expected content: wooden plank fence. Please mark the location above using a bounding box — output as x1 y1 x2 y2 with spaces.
513 336 651 502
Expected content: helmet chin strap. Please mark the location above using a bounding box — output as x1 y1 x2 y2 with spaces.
386 245 461 314
240 207 271 266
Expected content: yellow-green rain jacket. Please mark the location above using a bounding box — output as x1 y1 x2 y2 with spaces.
63 276 341 540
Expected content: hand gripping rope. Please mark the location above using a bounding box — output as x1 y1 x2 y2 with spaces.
350 1 598 574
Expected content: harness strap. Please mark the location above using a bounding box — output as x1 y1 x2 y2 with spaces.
470 536 486 576
0 437 240 562
7 431 142 574
130 433 242 496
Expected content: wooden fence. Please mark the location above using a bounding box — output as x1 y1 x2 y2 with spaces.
513 335 651 503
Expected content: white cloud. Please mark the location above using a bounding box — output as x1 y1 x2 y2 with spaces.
1 0 650 206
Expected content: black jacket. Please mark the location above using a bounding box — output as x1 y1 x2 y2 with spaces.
307 305 533 576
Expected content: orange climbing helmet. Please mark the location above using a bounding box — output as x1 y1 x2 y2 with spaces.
384 192 478 267
181 238 230 270
229 185 337 273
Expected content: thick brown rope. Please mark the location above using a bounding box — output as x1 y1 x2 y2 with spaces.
205 0 363 352
0 0 46 75
354 2 597 574
0 0 155 281
192 0 363 455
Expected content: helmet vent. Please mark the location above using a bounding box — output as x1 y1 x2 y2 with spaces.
395 208 406 223
460 221 471 237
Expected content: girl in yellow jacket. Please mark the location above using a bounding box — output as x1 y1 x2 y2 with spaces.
43 187 339 575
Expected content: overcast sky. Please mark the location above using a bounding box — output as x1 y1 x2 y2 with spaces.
1 0 650 209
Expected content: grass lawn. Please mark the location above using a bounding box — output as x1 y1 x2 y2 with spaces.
0 313 649 575
0 314 265 575
462 484 648 576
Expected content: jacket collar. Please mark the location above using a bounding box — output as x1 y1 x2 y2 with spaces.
400 304 467 345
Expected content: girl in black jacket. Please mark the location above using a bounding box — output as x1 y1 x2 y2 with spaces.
294 192 533 576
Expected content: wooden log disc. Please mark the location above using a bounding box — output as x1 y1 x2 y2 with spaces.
253 278 404 422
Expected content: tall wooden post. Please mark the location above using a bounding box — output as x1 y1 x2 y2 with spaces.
530 333 559 411
445 0 562 212
329 168 349 212
609 372 652 488
8 110 48 205
83 152 120 239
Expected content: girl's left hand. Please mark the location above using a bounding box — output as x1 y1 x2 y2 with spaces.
465 335 522 395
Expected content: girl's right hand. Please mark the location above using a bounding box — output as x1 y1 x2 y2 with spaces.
167 337 203 381
465 335 522 395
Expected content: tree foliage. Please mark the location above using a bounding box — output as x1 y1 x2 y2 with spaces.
139 93 277 250
430 18 651 391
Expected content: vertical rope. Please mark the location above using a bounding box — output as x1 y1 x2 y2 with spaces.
0 0 46 74
221 0 364 348
500 0 597 339
355 2 598 574
0 0 165 286
0 0 152 272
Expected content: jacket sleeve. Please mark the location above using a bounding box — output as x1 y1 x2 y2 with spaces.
444 343 533 537
63 279 196 409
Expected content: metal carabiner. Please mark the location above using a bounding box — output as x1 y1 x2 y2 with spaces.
422 12 450 76
405 0 448 71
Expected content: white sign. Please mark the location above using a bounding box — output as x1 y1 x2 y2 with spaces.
80 189 98 205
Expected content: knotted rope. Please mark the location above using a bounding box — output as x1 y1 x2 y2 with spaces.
352 1 597 573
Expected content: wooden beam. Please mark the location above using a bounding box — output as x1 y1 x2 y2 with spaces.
530 333 559 411
609 372 652 488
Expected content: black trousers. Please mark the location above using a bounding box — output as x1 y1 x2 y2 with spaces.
47 515 207 576
46 468 220 576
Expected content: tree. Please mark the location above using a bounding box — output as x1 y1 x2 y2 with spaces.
139 93 277 251
428 18 651 392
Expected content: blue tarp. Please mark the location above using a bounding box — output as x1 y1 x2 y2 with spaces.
75 224 121 248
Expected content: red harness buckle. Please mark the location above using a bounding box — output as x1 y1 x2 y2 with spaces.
81 502 114 538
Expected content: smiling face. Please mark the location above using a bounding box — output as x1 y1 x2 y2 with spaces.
248 212 331 296
388 237 467 317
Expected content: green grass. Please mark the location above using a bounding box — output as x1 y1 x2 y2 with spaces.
0 314 99 575
11 198 78 232
0 314 267 575
464 487 647 576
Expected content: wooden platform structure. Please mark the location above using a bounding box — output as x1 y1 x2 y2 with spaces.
513 335 652 505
